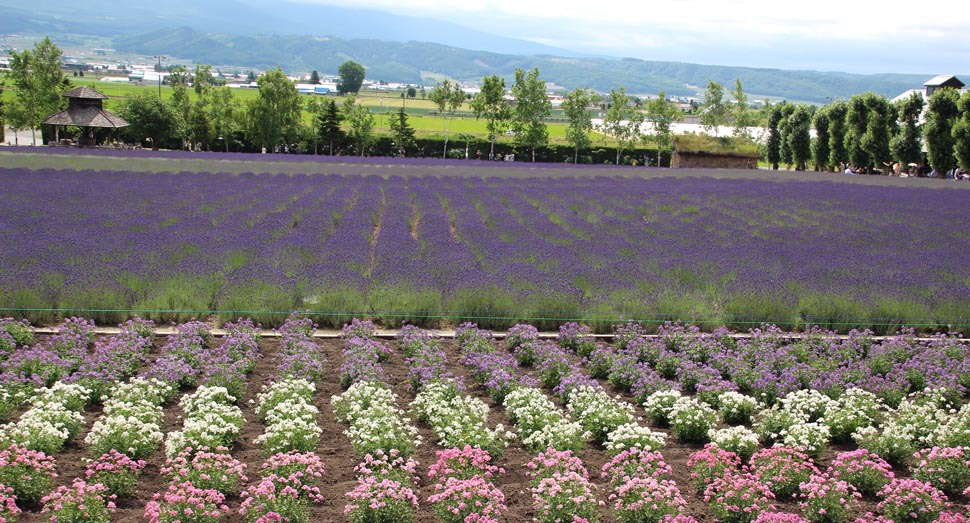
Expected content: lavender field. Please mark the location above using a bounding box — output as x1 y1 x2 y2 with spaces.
1 151 968 331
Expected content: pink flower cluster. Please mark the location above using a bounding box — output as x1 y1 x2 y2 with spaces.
427 447 507 523
798 473 860 523
84 449 147 498
876 478 949 523
0 483 20 523
704 472 776 523
527 448 602 523
41 478 116 523
238 450 327 522
687 443 742 492
827 449 894 497
345 449 419 523
749 446 819 500
602 448 673 486
601 448 686 522
753 513 810 523
912 446 970 498
161 446 248 496
144 482 229 523
0 443 58 504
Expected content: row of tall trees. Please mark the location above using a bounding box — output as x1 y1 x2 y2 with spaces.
762 88 970 174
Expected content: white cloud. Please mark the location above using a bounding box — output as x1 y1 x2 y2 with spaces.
289 0 970 73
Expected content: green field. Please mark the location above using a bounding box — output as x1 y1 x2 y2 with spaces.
1 78 592 145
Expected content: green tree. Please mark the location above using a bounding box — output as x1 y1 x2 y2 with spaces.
844 94 869 169
924 87 961 174
765 104 782 170
429 80 465 157
314 98 344 155
337 61 366 94
193 64 214 96
471 74 510 159
309 70 321 85
208 86 237 152
811 106 831 171
511 67 551 162
389 108 416 154
953 91 970 171
7 37 67 145
860 93 893 171
561 87 593 164
701 80 727 136
731 79 754 138
603 87 643 165
646 90 682 158
827 100 848 168
343 95 375 156
168 65 192 146
890 91 924 166
246 67 303 151
788 105 812 171
778 103 795 167
119 92 180 150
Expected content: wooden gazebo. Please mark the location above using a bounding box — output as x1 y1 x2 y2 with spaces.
41 86 128 147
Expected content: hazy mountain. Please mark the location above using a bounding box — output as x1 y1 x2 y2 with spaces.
110 27 935 103
0 0 584 57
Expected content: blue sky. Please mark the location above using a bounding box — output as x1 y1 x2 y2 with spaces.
292 0 969 74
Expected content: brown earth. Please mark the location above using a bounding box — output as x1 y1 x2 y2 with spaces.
15 333 949 523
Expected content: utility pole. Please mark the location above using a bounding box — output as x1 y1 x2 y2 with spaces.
154 55 165 97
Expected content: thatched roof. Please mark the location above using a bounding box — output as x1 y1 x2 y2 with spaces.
62 86 109 99
42 106 129 128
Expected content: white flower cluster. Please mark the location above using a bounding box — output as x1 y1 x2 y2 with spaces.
780 389 833 422
504 387 589 453
709 426 760 461
642 390 683 426
331 381 421 458
253 377 321 454
85 377 169 459
165 385 245 458
566 385 636 444
717 391 760 425
0 381 90 454
821 387 885 442
852 387 969 463
410 380 513 454
780 421 830 457
668 397 718 444
604 422 667 455
0 385 28 420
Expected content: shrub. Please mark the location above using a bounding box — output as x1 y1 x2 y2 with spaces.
687 444 742 492
705 472 776 523
911 446 970 498
799 473 859 523
826 449 894 497
749 446 819 500
876 478 948 523
84 449 147 498
41 479 115 523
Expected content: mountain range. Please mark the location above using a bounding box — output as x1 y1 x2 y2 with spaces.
0 0 955 103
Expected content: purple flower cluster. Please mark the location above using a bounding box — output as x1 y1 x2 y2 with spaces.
458 323 536 403
278 316 326 382
339 326 391 389
399 326 458 391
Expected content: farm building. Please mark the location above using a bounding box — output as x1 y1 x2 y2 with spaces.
670 134 760 169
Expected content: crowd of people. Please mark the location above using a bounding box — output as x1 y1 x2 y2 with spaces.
839 161 970 180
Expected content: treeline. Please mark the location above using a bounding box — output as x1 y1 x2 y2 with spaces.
4 38 968 173
763 90 970 175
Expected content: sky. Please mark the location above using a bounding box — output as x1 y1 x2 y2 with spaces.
291 0 970 74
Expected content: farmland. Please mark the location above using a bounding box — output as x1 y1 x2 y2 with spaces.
0 317 968 523
1 148 969 333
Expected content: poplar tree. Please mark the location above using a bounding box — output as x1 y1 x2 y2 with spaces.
471 74 510 159
511 67 552 162
562 87 593 164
